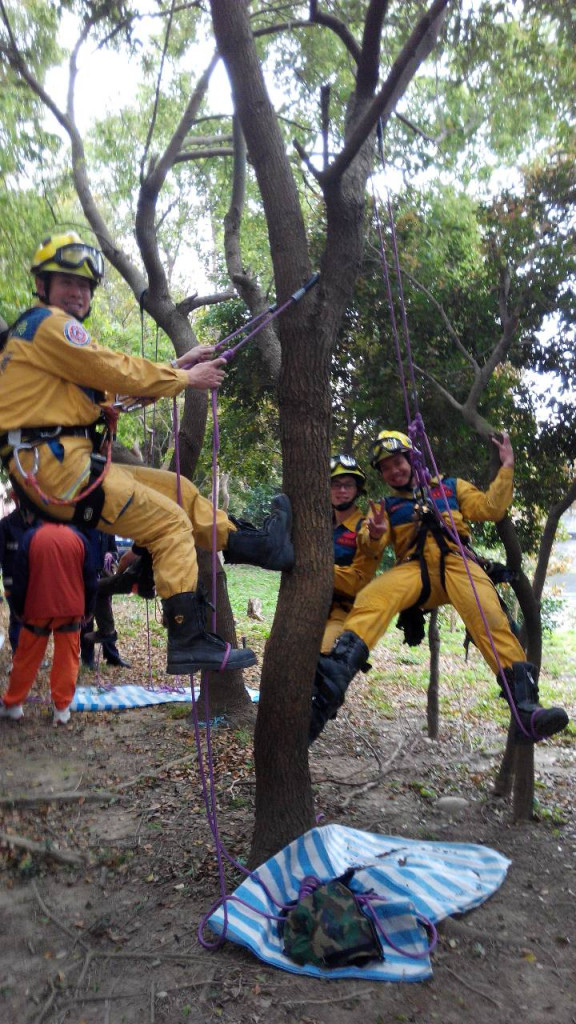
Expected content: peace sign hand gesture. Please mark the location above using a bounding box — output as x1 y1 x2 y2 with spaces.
491 431 514 468
367 499 388 540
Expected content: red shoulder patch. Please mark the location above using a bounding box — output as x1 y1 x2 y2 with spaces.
63 320 91 347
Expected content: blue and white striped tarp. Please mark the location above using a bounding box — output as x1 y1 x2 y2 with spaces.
71 684 259 712
208 823 510 982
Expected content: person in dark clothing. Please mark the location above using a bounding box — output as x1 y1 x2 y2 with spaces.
80 531 131 669
0 497 36 652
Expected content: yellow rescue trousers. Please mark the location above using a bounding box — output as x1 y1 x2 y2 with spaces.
322 603 352 653
344 548 526 675
9 436 233 599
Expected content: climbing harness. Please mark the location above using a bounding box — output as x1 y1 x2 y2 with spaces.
1 407 118 528
22 620 81 636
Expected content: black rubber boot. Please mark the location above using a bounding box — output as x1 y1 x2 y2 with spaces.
500 662 569 743
82 627 118 645
130 547 155 599
309 631 370 744
103 639 132 668
97 550 155 600
163 590 257 674
224 494 294 571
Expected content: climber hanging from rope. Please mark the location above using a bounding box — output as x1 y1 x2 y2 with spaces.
310 427 569 744
310 153 569 745
0 231 299 676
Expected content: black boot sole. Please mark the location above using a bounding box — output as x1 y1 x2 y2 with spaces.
166 648 257 674
517 707 569 742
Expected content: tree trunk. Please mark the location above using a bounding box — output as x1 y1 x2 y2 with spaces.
485 439 536 820
427 608 440 739
493 722 535 820
197 549 254 727
210 0 449 864
211 0 328 864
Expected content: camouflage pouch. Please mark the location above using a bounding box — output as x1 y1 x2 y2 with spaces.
281 872 383 969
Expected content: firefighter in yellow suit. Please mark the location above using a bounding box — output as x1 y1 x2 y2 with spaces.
310 430 568 744
0 233 293 678
322 454 385 654
308 454 386 742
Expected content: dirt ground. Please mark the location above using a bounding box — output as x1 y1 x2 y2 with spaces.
1 608 575 1024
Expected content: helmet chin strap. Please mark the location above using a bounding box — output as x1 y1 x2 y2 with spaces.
333 498 356 512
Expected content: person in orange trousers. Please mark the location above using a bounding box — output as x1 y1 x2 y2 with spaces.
0 520 97 725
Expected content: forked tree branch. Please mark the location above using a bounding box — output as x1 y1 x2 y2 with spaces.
319 0 450 186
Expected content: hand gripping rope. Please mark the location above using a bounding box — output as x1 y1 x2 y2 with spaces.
371 131 536 742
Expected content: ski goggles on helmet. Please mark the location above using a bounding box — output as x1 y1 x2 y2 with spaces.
330 454 361 473
369 434 413 469
35 243 104 282
330 454 367 490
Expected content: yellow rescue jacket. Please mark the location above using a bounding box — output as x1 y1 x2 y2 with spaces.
332 505 386 608
359 469 514 566
0 302 189 432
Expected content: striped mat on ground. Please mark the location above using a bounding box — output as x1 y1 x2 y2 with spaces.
208 823 510 982
71 684 259 712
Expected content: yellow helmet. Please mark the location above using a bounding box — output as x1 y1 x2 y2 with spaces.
31 231 104 284
369 430 413 469
330 454 367 492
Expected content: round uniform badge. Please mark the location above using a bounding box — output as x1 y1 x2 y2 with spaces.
64 320 91 346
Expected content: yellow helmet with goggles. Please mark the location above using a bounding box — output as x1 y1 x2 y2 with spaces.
369 430 413 469
330 454 367 493
31 231 104 285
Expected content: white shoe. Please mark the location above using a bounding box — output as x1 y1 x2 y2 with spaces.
0 702 24 720
53 706 71 726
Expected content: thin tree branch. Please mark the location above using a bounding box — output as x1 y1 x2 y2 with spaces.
174 147 234 163
140 0 177 185
395 109 436 142
357 0 390 97
309 1 361 62
0 830 86 867
0 791 117 808
396 259 480 370
222 115 282 381
176 290 235 316
532 478 576 602
136 54 219 301
320 0 450 187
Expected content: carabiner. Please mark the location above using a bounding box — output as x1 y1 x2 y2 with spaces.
12 441 40 479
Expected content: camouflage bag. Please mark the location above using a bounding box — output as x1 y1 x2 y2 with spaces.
281 871 383 969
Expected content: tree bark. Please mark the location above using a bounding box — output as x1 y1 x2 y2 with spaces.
427 608 440 739
493 723 535 821
197 549 254 725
